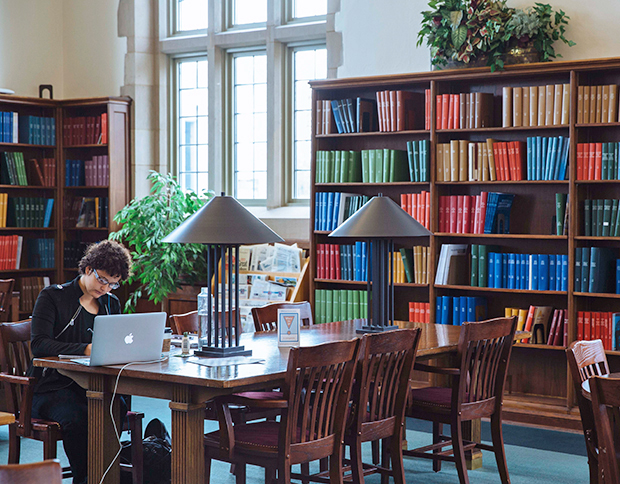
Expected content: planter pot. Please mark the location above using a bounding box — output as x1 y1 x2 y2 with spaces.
433 43 540 70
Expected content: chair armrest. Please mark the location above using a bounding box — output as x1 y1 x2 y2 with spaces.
414 363 460 376
0 373 36 436
225 393 288 409
0 373 35 386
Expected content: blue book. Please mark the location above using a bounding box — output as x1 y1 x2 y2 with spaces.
530 254 539 290
361 242 368 281
522 253 529 290
617 259 620 294
535 136 542 180
558 137 570 181
453 297 461 326
0 113 3 142
553 137 564 180
43 199 54 228
581 247 590 292
330 100 345 134
538 254 549 291
541 137 548 180
492 193 515 234
436 297 442 325
460 297 467 326
331 192 341 231
555 254 562 291
3 112 11 143
494 253 503 289
526 137 532 180
314 193 320 231
613 313 620 350
466 297 476 323
483 192 498 234
354 241 362 281
561 254 568 292
441 296 451 325
488 252 496 288
502 253 508 288
548 254 556 291
545 137 557 180
326 192 335 231
508 253 516 289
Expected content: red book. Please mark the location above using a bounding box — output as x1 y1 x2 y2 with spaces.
478 192 489 234
547 309 560 345
472 195 481 234
436 95 443 130
576 143 584 180
389 91 397 132
577 311 584 340
425 89 431 130
463 195 472 234
409 302 415 322
563 313 568 347
499 142 510 181
376 92 384 132
425 303 430 324
317 243 325 279
400 193 407 211
407 193 413 217
588 143 596 180
584 311 591 340
438 196 446 232
414 302 421 323
424 191 430 230
448 195 458 233
456 195 464 233
453 94 460 130
553 309 565 346
594 142 603 180
448 94 455 129
334 245 341 280
441 94 450 130
523 305 536 344
101 113 108 144
596 311 602 341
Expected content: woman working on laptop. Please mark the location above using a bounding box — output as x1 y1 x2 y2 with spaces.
28 240 132 484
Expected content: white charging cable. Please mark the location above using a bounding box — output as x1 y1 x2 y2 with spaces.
98 356 168 484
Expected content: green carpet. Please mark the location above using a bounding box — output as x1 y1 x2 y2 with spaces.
0 396 589 483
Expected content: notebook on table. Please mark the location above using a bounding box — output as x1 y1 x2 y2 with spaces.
71 312 167 366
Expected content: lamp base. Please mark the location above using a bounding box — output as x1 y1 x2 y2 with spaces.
194 345 252 358
356 324 399 334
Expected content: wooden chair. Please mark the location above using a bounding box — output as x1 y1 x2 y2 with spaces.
404 316 518 484
566 339 610 484
0 459 62 484
590 375 620 484
0 320 144 484
204 338 359 484
251 301 313 332
0 279 15 323
170 309 237 335
344 328 421 484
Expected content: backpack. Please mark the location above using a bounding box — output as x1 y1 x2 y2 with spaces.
120 418 171 484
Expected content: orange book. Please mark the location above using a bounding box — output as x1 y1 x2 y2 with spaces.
588 143 596 180
407 193 413 216
513 141 525 180
595 85 603 123
583 86 592 123
441 93 450 130
409 302 415 322
447 94 455 130
389 90 397 131
609 85 618 123
486 138 497 181
523 305 536 343
453 94 460 130
577 143 584 181
602 85 610 125
584 312 592 340
100 113 107 144
436 95 443 131
492 142 502 181
507 141 517 180
595 142 603 180
500 142 510 181
577 311 584 340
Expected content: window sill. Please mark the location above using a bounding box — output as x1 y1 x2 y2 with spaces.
247 205 310 220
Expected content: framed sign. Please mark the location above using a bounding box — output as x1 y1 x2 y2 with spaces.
277 308 301 347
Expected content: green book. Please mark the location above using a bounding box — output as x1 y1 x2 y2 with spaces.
340 151 350 183
326 151 335 183
382 148 391 183
6 153 17 185
392 150 409 182
420 140 429 182
603 199 613 237
325 289 333 323
602 143 609 181
471 244 479 287
368 150 376 183
374 149 383 183
348 151 362 182
608 142 615 180
332 289 340 322
412 140 420 182
339 290 348 320
361 150 369 183
399 248 415 283
334 150 341 184
347 289 355 320
14 153 28 185
360 290 368 319
581 247 590 292
555 193 567 236
352 290 360 319
615 199 620 236
584 199 592 236
316 289 326 324
315 151 322 183
406 141 415 182
610 199 619 237
574 247 582 292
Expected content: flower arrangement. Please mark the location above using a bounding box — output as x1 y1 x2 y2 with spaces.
417 0 575 72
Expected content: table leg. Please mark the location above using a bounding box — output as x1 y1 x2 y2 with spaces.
170 385 205 484
463 419 483 470
88 374 121 484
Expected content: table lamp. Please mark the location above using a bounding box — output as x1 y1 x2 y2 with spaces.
163 193 284 357
329 194 432 333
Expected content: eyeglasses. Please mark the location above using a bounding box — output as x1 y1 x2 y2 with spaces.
92 268 121 290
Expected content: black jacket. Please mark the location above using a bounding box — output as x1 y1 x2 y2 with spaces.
29 276 121 393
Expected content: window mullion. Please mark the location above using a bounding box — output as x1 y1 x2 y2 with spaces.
266 36 284 209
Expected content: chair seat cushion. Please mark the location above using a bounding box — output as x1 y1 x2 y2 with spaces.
205 420 282 454
409 386 453 410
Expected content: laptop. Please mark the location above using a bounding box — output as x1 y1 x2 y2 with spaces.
72 312 167 366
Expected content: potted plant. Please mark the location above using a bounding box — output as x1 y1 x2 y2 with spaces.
417 0 575 72
109 171 214 312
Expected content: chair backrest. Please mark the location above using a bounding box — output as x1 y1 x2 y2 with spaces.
0 459 62 484
590 376 620 484
251 301 313 332
0 279 15 323
456 317 517 409
170 309 238 335
282 339 358 458
568 339 610 382
350 329 421 434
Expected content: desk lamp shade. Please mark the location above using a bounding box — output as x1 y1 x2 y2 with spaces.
329 195 432 333
163 194 284 357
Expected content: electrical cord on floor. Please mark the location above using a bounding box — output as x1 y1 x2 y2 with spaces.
98 356 169 484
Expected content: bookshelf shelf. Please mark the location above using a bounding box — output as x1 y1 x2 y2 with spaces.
316 182 429 188
435 284 567 295
435 180 569 185
64 227 110 232
315 278 428 288
64 144 108 148
514 343 566 350
434 233 567 240
64 186 109 190
574 236 620 241
0 142 56 149
0 185 57 190
436 125 569 134
316 129 430 138
575 180 620 185
0 227 57 232
573 292 620 299
575 122 620 128
0 268 56 274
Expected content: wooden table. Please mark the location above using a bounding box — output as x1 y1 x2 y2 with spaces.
33 320 464 484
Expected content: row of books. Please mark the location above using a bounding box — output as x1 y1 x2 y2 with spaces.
399 192 430 230
437 192 514 234
0 154 56 187
376 91 421 132
316 242 368 281
63 114 107 146
65 156 110 187
26 238 55 269
577 85 619 124
408 302 431 324
315 151 361 183
63 241 88 269
0 235 23 270
577 311 620 351
361 149 408 183
510 306 567 346
526 136 570 181
18 115 56 146
323 98 378 135
18 276 51 314
502 84 570 128
2 197 54 228
583 199 620 237
483 251 568 291
406 140 430 182
314 289 368 325
574 247 618 294
400 247 430 284
0 112 18 143
313 192 368 232
64 197 109 228
576 142 620 180
436 92 493 129
555 193 569 236
436 296 487 326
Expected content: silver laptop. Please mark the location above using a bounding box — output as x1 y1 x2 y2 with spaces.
72 312 167 366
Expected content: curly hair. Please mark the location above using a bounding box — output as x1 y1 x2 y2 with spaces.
78 240 133 281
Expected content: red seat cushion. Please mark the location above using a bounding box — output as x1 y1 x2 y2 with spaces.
409 386 453 409
205 420 281 454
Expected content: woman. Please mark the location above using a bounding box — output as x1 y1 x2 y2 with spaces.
29 240 132 484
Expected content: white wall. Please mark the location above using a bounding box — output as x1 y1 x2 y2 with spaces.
336 0 620 78
0 0 124 98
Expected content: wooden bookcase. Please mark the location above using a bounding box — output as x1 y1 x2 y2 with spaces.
309 57 620 429
0 95 131 319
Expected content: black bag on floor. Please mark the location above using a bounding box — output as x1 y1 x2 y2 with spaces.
120 418 172 484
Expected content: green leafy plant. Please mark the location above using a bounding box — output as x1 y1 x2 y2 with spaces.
417 0 575 72
109 171 214 312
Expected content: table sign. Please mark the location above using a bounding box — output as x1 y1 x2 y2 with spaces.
278 308 301 347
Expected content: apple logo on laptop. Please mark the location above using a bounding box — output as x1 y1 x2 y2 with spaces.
124 333 134 345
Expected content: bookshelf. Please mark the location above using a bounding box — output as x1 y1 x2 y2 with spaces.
0 94 131 319
309 57 620 429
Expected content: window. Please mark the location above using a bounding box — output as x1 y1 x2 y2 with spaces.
292 46 326 199
164 0 328 208
176 0 208 32
233 53 267 200
177 57 208 193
